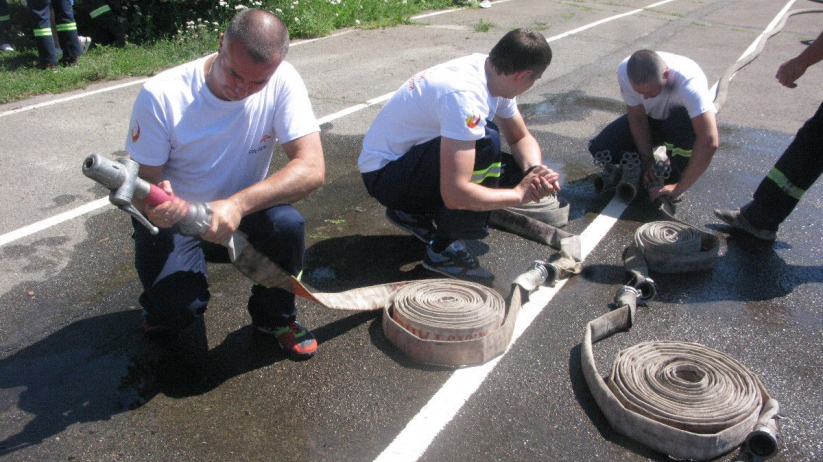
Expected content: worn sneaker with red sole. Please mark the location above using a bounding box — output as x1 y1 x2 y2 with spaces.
255 321 317 360
141 309 170 335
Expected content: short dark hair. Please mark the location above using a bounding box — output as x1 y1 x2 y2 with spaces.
225 8 290 63
488 28 552 75
626 49 666 85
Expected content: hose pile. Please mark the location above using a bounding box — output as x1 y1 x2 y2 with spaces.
581 289 780 461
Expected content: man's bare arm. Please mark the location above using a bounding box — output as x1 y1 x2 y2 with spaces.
648 111 718 200
207 131 325 243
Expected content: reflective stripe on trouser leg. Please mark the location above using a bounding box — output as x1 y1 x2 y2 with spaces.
27 0 59 63
89 4 112 18
52 0 82 58
746 100 823 230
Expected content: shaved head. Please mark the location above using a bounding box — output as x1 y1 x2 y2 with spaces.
224 8 290 63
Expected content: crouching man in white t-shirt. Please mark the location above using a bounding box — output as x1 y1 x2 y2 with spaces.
588 49 719 202
359 29 560 284
125 8 325 361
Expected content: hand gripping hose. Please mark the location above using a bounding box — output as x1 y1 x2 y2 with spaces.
581 289 780 461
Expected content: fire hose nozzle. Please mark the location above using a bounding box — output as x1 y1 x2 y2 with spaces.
83 154 158 234
616 152 642 203
82 154 214 237
593 150 623 193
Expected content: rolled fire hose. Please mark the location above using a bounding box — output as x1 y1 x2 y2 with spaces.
623 220 720 276
581 288 780 460
227 229 570 366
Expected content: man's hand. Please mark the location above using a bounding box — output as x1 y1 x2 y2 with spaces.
202 198 243 244
519 165 561 203
776 58 807 89
648 182 679 201
144 180 189 229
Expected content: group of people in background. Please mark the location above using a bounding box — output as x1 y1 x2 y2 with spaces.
0 0 124 69
55 7 823 361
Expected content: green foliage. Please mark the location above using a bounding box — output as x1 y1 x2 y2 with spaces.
0 0 458 103
473 18 494 32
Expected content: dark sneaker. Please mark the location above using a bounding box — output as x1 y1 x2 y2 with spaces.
60 57 78 67
386 208 436 244
714 208 777 241
141 309 170 335
36 62 57 72
422 240 494 282
255 321 317 361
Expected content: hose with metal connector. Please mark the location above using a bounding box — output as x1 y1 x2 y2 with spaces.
581 294 780 461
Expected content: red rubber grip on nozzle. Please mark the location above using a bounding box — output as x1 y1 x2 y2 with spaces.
144 183 184 208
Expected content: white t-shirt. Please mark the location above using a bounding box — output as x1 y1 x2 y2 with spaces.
358 53 519 173
125 54 320 202
618 51 715 120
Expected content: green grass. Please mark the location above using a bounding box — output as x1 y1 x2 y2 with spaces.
473 18 495 32
0 0 463 104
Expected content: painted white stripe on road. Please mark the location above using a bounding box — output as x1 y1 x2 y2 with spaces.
0 198 110 247
372 199 626 462
709 0 798 96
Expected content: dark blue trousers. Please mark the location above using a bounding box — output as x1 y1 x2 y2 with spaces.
27 0 81 64
132 205 305 331
588 107 695 183
362 121 522 242
743 100 823 231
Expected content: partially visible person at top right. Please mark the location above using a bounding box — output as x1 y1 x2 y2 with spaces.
714 26 823 241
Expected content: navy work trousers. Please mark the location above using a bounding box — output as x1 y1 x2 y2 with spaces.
132 205 304 331
27 0 81 64
362 121 523 243
743 100 823 231
587 106 695 183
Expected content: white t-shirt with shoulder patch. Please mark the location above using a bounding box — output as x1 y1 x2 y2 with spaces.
126 54 320 203
618 51 715 120
358 53 519 173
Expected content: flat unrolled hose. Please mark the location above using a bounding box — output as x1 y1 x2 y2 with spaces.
581 293 779 460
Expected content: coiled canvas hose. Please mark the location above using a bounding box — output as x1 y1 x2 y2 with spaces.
581 288 780 461
228 229 563 366
383 263 552 367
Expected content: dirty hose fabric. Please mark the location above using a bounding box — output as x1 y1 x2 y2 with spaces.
581 292 779 460
227 231 566 366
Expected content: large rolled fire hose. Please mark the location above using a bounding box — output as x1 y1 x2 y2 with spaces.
248 257 556 367
581 288 779 460
383 263 548 367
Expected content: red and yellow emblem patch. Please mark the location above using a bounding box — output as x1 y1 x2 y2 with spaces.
465 113 481 129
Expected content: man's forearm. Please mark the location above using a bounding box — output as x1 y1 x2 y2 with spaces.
627 107 654 164
510 134 543 171
230 158 324 216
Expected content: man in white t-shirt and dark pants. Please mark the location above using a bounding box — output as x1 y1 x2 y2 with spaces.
588 49 719 202
359 29 560 283
125 9 325 361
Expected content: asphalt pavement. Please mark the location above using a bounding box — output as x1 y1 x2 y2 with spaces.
1 0 822 461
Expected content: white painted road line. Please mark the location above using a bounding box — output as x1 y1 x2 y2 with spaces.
372 199 627 462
